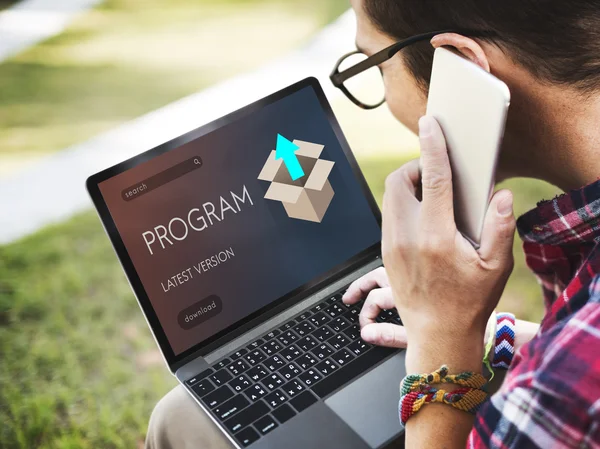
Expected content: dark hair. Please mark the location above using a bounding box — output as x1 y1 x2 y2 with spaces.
363 0 600 92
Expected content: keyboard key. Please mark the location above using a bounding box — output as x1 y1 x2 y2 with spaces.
279 319 297 332
228 359 250 376
309 312 330 327
332 348 355 367
313 326 333 342
280 345 302 362
230 374 252 393
297 311 312 322
264 389 287 408
347 340 370 356
244 384 268 402
324 303 345 318
325 296 338 304
264 354 285 372
231 348 248 360
313 347 396 399
297 335 318 352
290 390 318 412
214 394 250 420
191 378 215 397
342 308 360 323
186 368 213 386
278 330 299 346
244 349 266 366
298 368 322 387
264 329 281 341
296 353 318 370
224 401 269 433
344 324 361 341
315 359 339 376
328 334 350 351
235 427 259 447
272 403 296 424
329 316 351 332
210 369 233 387
380 309 397 322
261 340 282 356
248 338 265 350
310 302 327 314
282 379 305 397
279 362 301 381
263 373 285 390
295 322 315 337
313 343 334 360
254 415 278 435
246 364 269 382
204 385 234 408
214 358 231 371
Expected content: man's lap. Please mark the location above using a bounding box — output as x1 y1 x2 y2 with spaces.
145 385 232 449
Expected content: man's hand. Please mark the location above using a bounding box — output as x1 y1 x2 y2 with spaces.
342 267 407 348
382 115 516 374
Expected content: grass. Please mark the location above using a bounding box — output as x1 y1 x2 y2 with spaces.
0 153 560 448
0 0 348 160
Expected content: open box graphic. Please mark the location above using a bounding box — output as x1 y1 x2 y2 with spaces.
257 140 335 222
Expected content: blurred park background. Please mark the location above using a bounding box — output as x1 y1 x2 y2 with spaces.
0 0 560 447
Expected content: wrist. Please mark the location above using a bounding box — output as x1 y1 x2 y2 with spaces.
406 332 484 374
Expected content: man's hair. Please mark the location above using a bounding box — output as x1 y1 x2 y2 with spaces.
364 0 600 92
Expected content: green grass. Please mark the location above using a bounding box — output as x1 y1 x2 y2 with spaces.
0 0 348 158
0 154 560 448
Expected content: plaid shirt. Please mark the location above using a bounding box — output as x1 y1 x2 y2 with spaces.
468 179 600 448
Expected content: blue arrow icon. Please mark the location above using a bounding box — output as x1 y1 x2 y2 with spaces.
275 134 304 181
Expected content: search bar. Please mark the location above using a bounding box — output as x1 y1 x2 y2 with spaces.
121 156 202 202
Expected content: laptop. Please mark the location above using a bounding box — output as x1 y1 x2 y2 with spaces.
87 77 406 449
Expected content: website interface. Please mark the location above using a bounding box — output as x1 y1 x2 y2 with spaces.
99 86 381 355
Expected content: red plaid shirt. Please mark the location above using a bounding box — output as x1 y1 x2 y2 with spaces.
468 179 600 448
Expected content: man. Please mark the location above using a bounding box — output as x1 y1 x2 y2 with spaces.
146 0 600 447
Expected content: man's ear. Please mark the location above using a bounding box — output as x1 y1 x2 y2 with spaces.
430 33 490 72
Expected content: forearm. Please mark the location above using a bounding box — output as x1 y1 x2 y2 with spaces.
515 319 539 350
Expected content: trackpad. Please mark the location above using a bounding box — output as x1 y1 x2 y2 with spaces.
325 351 406 448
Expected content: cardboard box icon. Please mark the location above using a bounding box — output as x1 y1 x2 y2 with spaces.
257 140 335 223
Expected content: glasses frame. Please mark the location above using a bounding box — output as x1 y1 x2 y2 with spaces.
330 29 488 109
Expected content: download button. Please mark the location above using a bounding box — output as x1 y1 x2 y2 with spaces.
178 295 222 330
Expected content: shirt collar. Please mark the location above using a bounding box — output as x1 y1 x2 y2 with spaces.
517 179 600 245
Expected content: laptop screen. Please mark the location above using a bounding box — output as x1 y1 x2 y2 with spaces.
95 82 381 358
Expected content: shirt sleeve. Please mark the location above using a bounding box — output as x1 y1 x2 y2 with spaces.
467 277 600 449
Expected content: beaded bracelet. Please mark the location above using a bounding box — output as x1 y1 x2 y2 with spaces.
492 312 516 370
400 365 488 395
399 385 488 425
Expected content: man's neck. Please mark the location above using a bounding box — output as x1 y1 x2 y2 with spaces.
499 65 600 192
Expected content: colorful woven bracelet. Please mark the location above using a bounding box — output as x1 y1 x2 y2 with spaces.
491 312 516 370
399 385 488 425
400 365 488 395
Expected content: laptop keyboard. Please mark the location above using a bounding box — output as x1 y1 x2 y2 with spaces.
185 288 402 447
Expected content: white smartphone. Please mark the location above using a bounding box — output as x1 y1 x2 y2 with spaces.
426 46 511 248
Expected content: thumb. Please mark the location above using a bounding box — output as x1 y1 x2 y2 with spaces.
361 323 407 348
478 189 516 266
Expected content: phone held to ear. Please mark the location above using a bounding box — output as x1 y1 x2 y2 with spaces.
426 47 511 248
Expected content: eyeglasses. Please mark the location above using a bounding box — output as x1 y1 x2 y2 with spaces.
330 29 485 109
